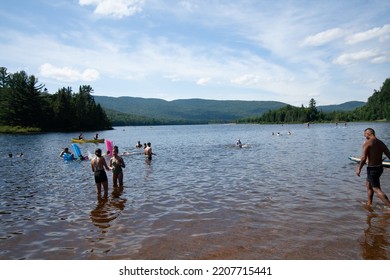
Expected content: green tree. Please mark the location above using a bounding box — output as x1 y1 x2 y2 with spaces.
4 71 44 127
0 67 10 87
0 67 11 125
307 98 318 122
354 78 390 121
0 67 112 132
72 85 111 131
51 87 74 130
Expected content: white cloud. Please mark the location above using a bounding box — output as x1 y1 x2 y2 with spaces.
179 1 198 12
352 78 376 85
230 74 296 87
231 74 261 86
164 74 181 82
1 1 388 105
302 28 345 47
39 63 100 82
197 77 211 86
371 56 389 64
346 24 390 44
79 0 144 19
333 49 384 65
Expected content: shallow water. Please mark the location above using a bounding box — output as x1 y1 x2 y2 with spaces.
1 123 390 259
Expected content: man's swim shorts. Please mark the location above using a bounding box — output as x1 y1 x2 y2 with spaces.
367 165 383 188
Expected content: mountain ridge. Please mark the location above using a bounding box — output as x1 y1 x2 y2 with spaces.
93 95 365 124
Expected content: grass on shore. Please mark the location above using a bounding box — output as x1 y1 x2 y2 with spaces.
0 126 42 134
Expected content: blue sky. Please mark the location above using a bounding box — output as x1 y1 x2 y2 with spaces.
1 0 389 106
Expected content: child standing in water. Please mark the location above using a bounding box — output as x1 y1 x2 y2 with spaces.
110 146 126 188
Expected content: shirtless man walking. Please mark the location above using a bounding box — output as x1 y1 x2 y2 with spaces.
357 128 390 207
144 142 155 160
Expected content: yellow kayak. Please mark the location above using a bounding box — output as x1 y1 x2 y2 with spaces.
71 138 104 143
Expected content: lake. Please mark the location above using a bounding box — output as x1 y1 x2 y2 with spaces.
1 122 390 260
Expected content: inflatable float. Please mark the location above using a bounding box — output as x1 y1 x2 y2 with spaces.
62 153 73 161
349 156 390 168
72 143 82 158
71 144 88 160
105 139 113 156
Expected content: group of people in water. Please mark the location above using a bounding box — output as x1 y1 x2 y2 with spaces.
91 145 126 196
58 127 390 208
135 141 155 159
90 142 155 196
7 152 24 158
235 128 390 209
60 139 156 197
271 131 291 136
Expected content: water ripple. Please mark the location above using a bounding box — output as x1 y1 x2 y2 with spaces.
1 123 390 259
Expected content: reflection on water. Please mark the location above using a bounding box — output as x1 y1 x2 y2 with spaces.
90 187 127 231
1 123 390 259
361 209 390 260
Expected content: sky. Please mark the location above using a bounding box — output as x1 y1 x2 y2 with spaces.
0 0 389 106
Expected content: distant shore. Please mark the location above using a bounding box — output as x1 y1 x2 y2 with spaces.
0 126 115 134
0 126 42 134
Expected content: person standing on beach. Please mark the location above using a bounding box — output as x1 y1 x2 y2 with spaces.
110 146 126 188
91 148 111 196
356 128 390 207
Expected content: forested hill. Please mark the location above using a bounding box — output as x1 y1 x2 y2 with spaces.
0 64 384 131
0 67 111 132
238 78 389 124
354 78 390 121
94 96 289 123
318 101 366 112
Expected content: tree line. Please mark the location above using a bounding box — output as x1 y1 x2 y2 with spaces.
1 65 388 130
106 108 206 126
237 78 390 124
0 67 111 132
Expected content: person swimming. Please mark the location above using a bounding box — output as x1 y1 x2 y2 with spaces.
135 141 142 148
236 139 242 148
60 148 73 159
